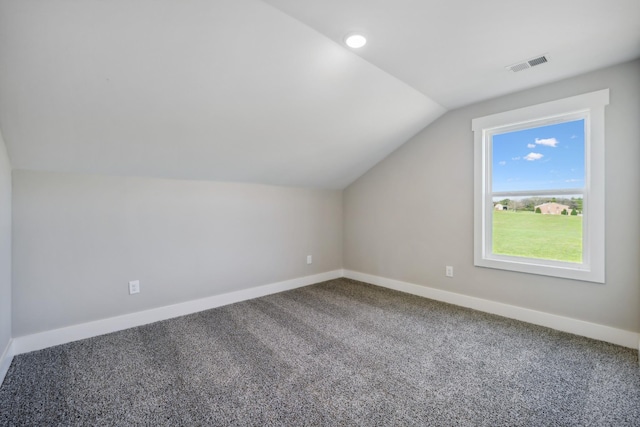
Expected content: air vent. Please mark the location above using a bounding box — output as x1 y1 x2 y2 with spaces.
506 54 549 72
527 55 548 67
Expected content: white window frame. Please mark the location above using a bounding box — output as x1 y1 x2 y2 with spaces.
472 89 608 283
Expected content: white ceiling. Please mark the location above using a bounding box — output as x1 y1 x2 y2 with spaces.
264 0 640 109
0 0 638 189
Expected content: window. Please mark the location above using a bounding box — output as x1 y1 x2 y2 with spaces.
473 90 608 283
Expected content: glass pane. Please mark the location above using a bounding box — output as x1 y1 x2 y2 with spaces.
492 119 585 192
492 195 583 263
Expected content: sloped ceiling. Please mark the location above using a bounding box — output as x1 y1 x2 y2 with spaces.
0 0 444 189
264 0 640 109
0 0 638 189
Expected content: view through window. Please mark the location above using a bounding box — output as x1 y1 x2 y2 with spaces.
491 119 585 263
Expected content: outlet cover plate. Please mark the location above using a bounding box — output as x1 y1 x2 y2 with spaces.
129 280 140 294
445 266 454 277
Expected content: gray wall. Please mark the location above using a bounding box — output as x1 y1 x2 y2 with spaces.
12 171 342 336
0 132 11 354
344 59 640 332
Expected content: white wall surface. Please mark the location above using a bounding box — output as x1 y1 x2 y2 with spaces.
12 171 342 336
0 131 11 355
344 59 640 332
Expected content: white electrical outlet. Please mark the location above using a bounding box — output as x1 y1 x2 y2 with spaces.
307 255 313 265
445 266 454 277
129 280 140 295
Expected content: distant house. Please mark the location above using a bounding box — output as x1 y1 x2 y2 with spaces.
535 202 572 215
494 204 507 211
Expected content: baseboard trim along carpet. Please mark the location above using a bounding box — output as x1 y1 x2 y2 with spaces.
0 339 14 384
343 270 640 349
12 270 344 356
10 268 639 358
0 339 14 386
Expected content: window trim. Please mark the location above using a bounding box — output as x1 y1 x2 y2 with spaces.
472 89 608 283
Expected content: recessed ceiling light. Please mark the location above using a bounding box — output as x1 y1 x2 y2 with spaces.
345 34 367 49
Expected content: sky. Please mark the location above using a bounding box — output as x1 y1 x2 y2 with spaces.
492 119 585 193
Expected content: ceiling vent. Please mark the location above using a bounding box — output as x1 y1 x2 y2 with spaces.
506 54 549 73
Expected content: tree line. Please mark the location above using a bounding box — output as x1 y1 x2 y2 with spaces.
497 197 583 214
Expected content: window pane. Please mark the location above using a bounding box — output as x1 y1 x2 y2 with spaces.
492 195 583 263
492 120 585 192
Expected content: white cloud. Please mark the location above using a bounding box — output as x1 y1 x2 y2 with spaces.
524 152 544 161
527 143 536 148
570 135 577 139
535 137 559 147
499 161 506 166
512 156 520 161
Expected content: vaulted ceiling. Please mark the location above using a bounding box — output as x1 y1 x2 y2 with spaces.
265 0 640 109
0 0 638 189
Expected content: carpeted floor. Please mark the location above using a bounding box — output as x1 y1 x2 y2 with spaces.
1 278 639 426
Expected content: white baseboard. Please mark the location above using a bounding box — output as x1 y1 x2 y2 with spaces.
10 268 639 357
13 270 343 355
344 270 640 349
0 339 14 386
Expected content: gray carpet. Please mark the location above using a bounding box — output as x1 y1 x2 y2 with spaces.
1 278 639 426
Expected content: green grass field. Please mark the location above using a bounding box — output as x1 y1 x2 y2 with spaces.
493 211 582 263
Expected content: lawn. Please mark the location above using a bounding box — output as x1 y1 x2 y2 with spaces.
493 211 582 263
